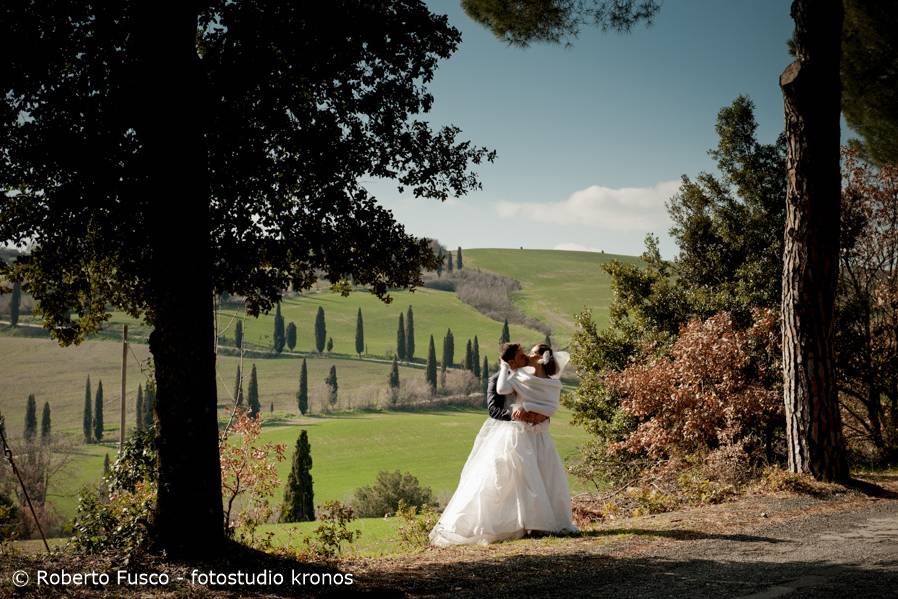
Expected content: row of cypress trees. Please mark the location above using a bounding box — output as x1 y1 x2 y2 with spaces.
80 376 158 444
243 297 516 366
230 358 338 417
435 246 464 277
265 304 350 356
21 394 52 443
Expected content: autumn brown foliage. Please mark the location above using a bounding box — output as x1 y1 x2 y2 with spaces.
604 309 783 478
836 147 898 462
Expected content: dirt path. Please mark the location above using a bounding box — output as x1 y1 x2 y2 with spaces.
346 478 898 598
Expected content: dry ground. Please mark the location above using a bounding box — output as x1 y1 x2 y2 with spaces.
2 474 897 598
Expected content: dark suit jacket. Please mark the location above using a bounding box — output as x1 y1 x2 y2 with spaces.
487 372 512 421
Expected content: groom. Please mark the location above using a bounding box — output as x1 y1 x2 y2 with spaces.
487 342 548 425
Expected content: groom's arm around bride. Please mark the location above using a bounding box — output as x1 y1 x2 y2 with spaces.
487 369 547 425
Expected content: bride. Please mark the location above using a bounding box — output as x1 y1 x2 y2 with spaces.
429 343 580 546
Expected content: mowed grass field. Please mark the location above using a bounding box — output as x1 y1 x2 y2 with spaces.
0 336 427 440
0 336 590 524
463 249 642 346
259 406 589 509
101 286 548 362
1 249 623 538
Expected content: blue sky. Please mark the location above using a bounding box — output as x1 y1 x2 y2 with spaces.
364 0 797 258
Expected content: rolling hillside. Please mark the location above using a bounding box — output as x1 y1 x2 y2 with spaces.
463 248 641 346
0 248 627 530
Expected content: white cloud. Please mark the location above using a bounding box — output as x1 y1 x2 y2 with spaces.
495 180 680 231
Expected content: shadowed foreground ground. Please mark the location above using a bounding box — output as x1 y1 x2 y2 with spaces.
2 476 897 598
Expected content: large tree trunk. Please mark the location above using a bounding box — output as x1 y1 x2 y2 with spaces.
779 0 849 482
132 5 224 556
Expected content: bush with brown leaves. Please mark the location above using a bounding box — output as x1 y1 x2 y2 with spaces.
605 309 783 474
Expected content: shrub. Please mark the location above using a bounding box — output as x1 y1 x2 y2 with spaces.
0 491 19 542
394 498 439 550
350 470 436 518
70 480 156 557
605 309 783 469
220 412 286 547
422 278 456 292
297 500 361 560
69 429 158 556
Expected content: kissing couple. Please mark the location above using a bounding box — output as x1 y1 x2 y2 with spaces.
429 341 580 546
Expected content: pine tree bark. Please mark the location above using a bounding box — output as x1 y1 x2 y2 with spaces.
132 4 224 556
779 0 848 482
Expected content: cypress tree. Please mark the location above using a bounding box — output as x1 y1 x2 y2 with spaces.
396 313 406 361
482 357 490 395
326 337 334 353
9 282 21 327
436 248 444 277
280 429 315 522
286 321 297 351
94 381 104 442
247 364 261 419
447 329 455 367
441 332 449 372
355 308 365 357
297 358 309 415
233 366 244 408
500 319 511 344
456 246 463 270
24 394 37 443
273 303 286 353
465 339 473 372
235 319 243 349
103 453 111 476
325 365 338 407
314 306 327 353
135 384 144 432
447 250 454 273
143 381 156 430
405 306 415 363
41 401 51 444
83 376 93 443
425 335 437 392
472 336 481 378
389 356 400 390
270 402 274 413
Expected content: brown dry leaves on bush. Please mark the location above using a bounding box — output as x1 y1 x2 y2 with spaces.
605 309 782 463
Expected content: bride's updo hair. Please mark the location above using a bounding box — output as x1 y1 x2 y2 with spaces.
534 343 557 377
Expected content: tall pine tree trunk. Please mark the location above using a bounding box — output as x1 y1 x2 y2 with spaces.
779 0 848 482
133 4 224 556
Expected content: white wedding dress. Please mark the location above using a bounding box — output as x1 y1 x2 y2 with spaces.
429 355 579 546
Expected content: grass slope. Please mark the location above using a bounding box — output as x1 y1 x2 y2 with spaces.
260 406 589 510
213 287 546 359
0 336 425 440
463 249 640 346
0 337 591 524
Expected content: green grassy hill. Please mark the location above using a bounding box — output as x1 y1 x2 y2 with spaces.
0 248 630 534
214 287 545 359
98 285 547 362
463 248 641 346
